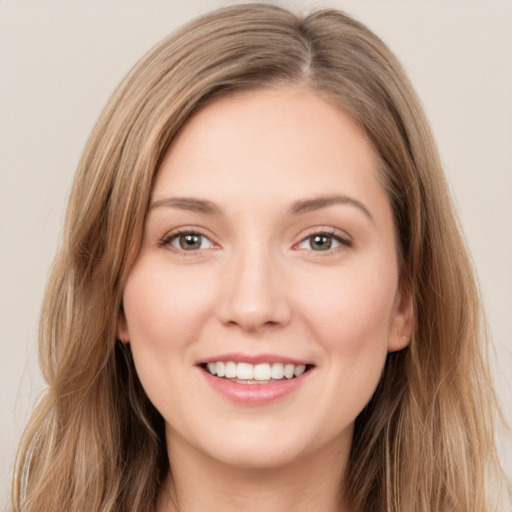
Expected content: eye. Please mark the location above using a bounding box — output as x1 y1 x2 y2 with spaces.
162 231 215 252
297 232 351 252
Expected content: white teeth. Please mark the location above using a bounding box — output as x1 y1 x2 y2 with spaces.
236 362 254 380
284 364 295 379
270 362 284 379
294 365 306 377
216 361 226 377
253 363 271 381
225 361 237 378
205 361 308 381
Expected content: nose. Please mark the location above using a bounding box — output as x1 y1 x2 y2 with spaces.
217 246 292 332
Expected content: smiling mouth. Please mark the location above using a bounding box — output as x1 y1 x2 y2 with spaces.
201 361 314 384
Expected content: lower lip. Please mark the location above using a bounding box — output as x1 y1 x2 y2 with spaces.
200 368 311 405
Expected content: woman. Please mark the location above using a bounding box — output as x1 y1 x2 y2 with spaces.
11 4 504 511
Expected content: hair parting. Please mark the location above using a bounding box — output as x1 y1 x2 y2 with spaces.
11 4 505 511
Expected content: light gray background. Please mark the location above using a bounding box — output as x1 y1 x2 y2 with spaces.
1 0 511 508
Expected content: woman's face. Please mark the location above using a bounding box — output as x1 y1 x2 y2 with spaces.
119 87 412 470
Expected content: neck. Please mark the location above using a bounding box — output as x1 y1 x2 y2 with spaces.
158 429 350 512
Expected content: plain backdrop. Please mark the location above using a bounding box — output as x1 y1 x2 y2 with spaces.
1 0 511 508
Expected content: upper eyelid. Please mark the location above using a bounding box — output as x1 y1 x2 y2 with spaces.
160 227 217 248
297 226 352 243
158 226 352 249
292 229 353 253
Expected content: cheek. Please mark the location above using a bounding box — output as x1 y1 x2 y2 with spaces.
299 263 397 344
121 260 218 418
296 263 396 394
122 261 215 349
306 274 394 421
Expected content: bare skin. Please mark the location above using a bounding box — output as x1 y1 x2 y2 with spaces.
121 86 413 512
157 429 348 511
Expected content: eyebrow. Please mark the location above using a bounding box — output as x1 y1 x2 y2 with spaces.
149 194 373 221
149 197 221 215
288 195 373 221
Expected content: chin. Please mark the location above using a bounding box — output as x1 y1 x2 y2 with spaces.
187 418 347 471
205 440 307 470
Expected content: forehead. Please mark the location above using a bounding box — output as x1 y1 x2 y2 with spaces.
152 86 386 214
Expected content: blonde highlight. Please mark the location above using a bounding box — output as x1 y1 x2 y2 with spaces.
12 4 504 511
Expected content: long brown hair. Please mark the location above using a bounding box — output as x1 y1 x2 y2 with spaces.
12 4 503 511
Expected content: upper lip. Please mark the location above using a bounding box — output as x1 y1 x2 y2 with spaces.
197 352 313 366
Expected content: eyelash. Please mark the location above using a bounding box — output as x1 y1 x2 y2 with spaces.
295 230 352 253
159 229 352 254
159 229 215 253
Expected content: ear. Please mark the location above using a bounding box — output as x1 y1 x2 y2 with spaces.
117 307 130 344
388 278 414 353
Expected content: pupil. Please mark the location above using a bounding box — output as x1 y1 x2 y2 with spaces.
180 234 201 250
312 235 331 250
